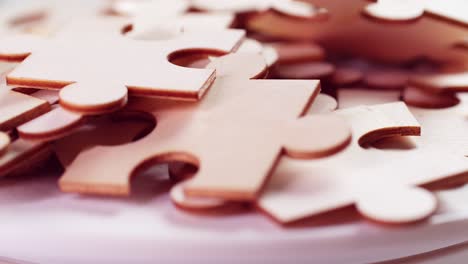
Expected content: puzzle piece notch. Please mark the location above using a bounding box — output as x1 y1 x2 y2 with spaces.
59 53 351 201
0 17 245 114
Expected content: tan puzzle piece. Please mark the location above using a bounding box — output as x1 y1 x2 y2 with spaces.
0 89 50 132
191 0 323 19
246 0 468 63
337 88 401 109
409 72 468 93
0 17 244 114
0 67 51 132
0 138 51 177
126 0 234 40
59 53 351 200
54 113 154 168
258 102 468 224
169 93 339 211
0 132 9 156
403 86 460 109
339 88 468 157
18 106 85 141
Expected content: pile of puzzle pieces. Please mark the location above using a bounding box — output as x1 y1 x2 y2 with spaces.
0 0 467 227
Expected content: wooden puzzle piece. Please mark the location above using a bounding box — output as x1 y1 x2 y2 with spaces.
246 0 468 63
339 87 468 157
17 106 85 141
258 102 468 224
59 53 351 201
0 0 108 36
127 0 235 40
403 86 460 109
0 1 48 34
331 67 364 87
54 112 155 168
237 39 278 67
0 132 10 156
409 71 468 93
191 0 325 19
0 17 244 114
0 138 51 177
364 69 409 90
274 61 335 80
0 67 51 132
108 0 188 17
337 88 401 109
0 89 50 132
270 42 325 64
169 93 339 210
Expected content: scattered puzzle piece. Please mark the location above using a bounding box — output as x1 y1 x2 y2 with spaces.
192 0 324 19
17 106 85 141
54 112 154 168
246 0 468 63
258 102 468 224
59 53 351 201
0 17 244 114
0 132 10 156
338 87 468 157
403 86 460 109
0 138 51 177
169 93 339 210
409 71 468 93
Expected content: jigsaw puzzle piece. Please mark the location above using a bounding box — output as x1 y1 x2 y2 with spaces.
403 86 460 109
169 93 339 210
0 67 51 132
192 0 323 19
339 87 468 157
54 112 155 168
0 17 245 114
337 88 401 109
0 132 10 156
409 72 468 93
125 0 235 40
59 53 351 201
258 102 468 224
17 106 85 141
246 0 468 63
0 138 51 177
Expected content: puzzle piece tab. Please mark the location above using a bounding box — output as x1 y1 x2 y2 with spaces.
59 53 351 201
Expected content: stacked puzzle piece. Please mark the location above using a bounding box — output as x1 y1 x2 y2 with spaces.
0 0 467 229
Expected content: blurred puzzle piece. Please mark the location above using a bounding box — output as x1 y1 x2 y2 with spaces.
246 0 468 63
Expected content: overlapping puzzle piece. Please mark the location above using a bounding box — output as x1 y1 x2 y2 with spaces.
58 53 351 201
258 102 468 224
0 17 244 114
246 0 468 64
